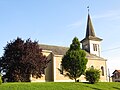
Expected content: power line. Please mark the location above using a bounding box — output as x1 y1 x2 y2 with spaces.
102 47 120 52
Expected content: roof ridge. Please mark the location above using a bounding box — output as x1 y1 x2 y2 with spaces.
39 44 69 48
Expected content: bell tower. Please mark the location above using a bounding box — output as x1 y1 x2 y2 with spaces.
81 10 102 57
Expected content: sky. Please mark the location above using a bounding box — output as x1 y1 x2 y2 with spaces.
0 0 120 75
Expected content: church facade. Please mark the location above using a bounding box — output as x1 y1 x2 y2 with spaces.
30 14 108 82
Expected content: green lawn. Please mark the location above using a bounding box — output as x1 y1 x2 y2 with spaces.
0 82 120 90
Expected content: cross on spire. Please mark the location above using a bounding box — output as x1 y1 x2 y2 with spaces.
87 6 89 14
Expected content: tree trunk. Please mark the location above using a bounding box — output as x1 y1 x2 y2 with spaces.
75 78 77 82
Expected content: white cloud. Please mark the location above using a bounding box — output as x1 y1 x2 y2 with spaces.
66 21 82 29
66 9 120 30
93 10 120 21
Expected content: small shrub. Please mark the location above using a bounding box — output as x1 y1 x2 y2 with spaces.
85 68 100 84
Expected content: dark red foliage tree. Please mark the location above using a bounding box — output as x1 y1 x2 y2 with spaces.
0 37 49 82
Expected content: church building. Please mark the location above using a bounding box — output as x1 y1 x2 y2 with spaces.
30 13 108 82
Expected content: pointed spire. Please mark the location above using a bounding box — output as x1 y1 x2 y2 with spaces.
81 9 102 43
86 14 96 38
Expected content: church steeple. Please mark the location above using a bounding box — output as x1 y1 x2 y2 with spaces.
86 6 95 37
81 11 102 57
86 14 95 38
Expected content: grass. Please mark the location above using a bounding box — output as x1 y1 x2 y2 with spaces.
0 82 120 90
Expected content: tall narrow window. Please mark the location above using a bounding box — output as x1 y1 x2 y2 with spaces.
98 45 100 51
93 44 95 51
60 64 63 74
93 44 97 51
101 66 104 76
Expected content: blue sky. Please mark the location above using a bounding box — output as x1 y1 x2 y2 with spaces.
0 0 120 75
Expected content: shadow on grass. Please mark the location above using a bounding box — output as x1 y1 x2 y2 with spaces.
113 86 120 90
82 82 89 84
82 82 97 84
81 82 102 90
84 85 102 90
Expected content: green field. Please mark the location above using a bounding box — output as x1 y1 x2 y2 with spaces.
0 82 120 90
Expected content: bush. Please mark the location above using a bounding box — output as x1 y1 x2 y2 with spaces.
0 75 2 85
85 68 100 84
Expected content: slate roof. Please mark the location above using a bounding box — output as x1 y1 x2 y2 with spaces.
81 14 102 42
81 36 103 42
39 44 106 60
112 70 120 74
86 14 95 38
39 44 68 55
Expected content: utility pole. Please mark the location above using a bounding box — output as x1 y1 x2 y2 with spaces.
108 68 110 82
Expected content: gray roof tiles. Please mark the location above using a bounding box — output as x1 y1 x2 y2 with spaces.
39 44 106 60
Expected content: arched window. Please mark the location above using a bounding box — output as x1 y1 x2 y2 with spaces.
91 65 94 69
101 66 104 76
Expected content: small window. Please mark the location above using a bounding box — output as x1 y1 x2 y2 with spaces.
101 66 104 76
91 65 94 69
60 64 63 74
93 44 97 51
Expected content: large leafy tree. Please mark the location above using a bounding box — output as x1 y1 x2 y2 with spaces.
0 37 49 82
62 37 88 82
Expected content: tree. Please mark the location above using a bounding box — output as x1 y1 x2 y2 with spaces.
62 37 88 82
0 37 50 82
85 67 100 84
